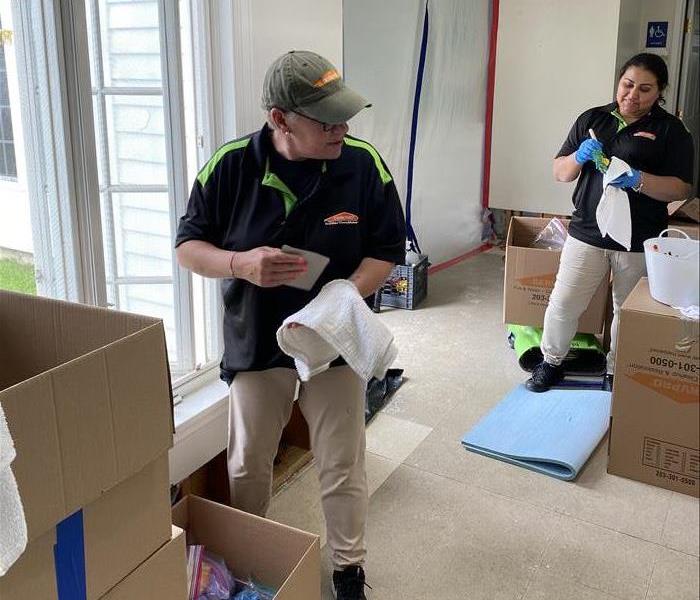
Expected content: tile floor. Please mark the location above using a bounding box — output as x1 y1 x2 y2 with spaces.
267 249 699 600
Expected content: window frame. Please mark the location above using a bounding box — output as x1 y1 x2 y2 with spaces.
0 15 18 180
12 0 223 391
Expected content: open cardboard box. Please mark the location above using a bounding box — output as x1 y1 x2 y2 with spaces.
173 495 321 600
99 526 188 600
0 290 174 598
503 216 609 333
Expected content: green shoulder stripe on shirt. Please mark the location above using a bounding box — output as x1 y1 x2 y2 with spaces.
610 109 627 132
197 138 251 187
343 137 392 185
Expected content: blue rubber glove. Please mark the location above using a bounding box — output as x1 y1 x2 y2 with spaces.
574 138 604 165
609 168 641 190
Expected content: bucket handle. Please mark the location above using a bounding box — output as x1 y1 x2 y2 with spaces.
659 228 691 240
655 228 698 260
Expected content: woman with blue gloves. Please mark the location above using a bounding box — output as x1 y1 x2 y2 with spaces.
527 53 695 392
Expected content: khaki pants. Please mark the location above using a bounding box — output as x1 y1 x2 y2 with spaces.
541 235 646 374
228 365 368 568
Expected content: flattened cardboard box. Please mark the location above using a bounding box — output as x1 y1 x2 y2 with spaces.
0 455 172 599
0 291 174 596
503 217 609 333
173 495 321 600
608 279 700 496
100 526 187 600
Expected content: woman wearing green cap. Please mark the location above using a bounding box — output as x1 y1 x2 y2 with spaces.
176 50 406 600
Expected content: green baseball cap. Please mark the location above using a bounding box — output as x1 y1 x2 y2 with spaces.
262 50 371 124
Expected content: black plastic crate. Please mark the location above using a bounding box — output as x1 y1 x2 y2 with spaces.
376 255 428 310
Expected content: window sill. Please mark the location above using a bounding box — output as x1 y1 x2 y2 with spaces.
169 377 229 484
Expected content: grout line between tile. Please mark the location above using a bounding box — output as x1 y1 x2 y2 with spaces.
403 460 700 562
642 552 659 600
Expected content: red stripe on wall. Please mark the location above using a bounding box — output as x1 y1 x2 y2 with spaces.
481 0 500 209
428 243 493 274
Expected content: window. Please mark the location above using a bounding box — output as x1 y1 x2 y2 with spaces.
3 0 222 387
85 0 189 375
82 0 220 382
0 15 17 180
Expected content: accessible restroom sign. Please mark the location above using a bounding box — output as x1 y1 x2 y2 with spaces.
646 21 668 48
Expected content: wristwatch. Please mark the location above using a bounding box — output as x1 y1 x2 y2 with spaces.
632 171 644 193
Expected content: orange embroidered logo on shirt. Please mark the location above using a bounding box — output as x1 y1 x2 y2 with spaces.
324 212 359 225
313 69 340 88
633 131 656 140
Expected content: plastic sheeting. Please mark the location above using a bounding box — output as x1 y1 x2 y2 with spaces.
343 0 490 264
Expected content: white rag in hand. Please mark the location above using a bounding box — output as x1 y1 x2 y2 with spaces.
276 279 398 382
596 156 633 250
0 402 27 576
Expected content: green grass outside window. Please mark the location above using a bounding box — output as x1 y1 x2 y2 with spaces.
0 258 37 295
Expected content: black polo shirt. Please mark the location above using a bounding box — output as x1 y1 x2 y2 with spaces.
175 124 407 383
556 102 694 252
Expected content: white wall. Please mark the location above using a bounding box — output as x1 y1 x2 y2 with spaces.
344 0 490 264
489 0 622 214
229 0 343 137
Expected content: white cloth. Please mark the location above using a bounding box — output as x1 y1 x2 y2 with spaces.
0 402 27 576
276 279 398 382
676 305 700 320
596 157 633 251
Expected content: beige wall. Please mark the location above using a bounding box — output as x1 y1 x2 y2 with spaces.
489 0 622 214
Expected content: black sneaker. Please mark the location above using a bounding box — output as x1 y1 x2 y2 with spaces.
602 374 614 392
332 565 369 600
526 361 564 393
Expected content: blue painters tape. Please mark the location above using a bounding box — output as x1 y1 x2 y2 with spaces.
54 509 87 600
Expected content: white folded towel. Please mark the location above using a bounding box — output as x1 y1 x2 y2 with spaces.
596 157 633 251
0 401 27 576
277 279 398 382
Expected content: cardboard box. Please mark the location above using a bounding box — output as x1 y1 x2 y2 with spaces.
0 290 173 540
173 495 321 600
503 217 609 333
608 279 699 496
668 197 700 223
667 220 699 240
667 198 699 240
100 526 187 600
0 290 174 597
0 455 172 599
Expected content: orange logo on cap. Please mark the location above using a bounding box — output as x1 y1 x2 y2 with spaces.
313 70 340 88
324 212 359 225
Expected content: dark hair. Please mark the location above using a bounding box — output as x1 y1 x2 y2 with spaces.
618 53 669 104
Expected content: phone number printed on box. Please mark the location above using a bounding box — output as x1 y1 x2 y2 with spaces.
643 437 699 485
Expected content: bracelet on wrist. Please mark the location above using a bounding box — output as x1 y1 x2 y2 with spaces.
228 251 236 277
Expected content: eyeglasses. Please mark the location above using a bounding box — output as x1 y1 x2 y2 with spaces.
291 111 344 132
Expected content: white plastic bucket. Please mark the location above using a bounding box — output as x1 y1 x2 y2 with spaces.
643 228 699 307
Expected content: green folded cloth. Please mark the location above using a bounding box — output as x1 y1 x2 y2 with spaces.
507 324 606 375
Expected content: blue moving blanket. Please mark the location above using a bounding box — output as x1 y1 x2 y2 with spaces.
461 384 611 481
